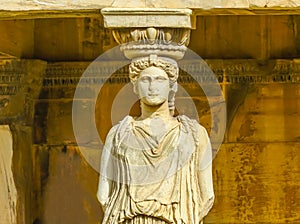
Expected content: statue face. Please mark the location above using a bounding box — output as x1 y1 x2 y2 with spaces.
136 66 170 106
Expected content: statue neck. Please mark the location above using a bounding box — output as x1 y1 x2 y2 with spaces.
139 101 171 120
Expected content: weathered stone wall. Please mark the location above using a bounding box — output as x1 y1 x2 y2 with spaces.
2 15 300 61
1 13 300 224
207 82 300 223
32 59 300 223
0 59 47 224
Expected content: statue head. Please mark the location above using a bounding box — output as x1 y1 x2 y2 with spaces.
129 55 179 115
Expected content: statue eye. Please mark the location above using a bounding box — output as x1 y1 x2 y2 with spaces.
156 76 167 82
139 76 150 82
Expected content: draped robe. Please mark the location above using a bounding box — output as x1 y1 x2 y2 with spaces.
97 115 214 224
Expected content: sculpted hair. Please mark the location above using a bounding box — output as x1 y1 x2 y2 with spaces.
129 55 179 115
129 56 178 85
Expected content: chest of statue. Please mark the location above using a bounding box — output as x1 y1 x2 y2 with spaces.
112 116 196 204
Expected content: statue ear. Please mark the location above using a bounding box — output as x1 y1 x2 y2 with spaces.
133 82 139 94
170 82 178 93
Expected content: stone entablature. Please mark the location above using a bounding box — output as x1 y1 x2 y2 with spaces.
40 60 300 92
1 59 297 102
0 0 300 11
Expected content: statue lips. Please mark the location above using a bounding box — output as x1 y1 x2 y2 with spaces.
148 93 159 98
143 93 166 106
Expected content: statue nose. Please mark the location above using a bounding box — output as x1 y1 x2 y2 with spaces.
148 81 155 91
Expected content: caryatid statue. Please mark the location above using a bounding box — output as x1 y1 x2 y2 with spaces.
98 9 215 223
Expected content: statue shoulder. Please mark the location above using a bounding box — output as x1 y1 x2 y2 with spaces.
177 115 206 131
105 115 134 144
177 115 210 143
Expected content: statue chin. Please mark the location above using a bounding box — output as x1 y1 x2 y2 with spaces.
140 96 167 106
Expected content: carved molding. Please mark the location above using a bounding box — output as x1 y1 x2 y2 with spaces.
113 28 191 46
101 8 193 61
42 60 300 90
111 27 191 60
0 74 24 95
0 59 47 122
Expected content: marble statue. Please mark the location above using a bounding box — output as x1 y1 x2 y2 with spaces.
97 54 214 224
